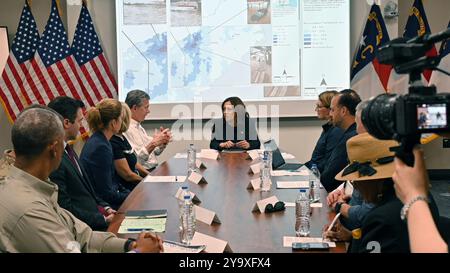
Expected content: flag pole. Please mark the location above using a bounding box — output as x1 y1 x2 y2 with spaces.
55 0 63 17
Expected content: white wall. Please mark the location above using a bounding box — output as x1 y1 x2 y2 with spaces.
1 0 449 169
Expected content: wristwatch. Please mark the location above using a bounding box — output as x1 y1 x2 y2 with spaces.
124 238 136 252
400 195 429 221
335 202 344 214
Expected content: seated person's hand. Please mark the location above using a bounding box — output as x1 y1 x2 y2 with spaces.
159 126 173 143
323 220 352 242
152 129 170 147
133 232 164 253
106 208 116 215
105 214 114 224
393 148 429 205
219 141 235 149
327 189 344 207
236 140 250 149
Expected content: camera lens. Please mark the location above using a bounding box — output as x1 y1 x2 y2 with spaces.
362 94 399 140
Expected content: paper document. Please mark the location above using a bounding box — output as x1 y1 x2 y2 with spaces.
143 176 186 183
271 170 309 176
118 218 166 234
163 240 206 253
283 236 336 248
174 153 200 159
276 181 309 189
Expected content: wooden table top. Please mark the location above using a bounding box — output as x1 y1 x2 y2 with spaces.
108 152 346 253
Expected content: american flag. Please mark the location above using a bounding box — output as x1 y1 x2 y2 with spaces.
0 0 40 121
17 0 94 136
71 1 117 103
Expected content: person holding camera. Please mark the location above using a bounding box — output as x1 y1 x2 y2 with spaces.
328 134 438 252
393 148 448 253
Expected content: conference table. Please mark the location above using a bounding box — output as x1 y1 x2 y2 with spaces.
108 151 346 253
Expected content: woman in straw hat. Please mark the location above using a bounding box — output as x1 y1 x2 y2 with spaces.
325 133 440 252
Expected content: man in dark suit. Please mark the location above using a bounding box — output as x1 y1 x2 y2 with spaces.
48 96 115 231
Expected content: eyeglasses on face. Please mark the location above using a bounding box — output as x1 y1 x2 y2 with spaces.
264 201 286 213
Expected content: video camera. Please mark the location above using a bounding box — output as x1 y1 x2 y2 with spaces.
361 27 450 166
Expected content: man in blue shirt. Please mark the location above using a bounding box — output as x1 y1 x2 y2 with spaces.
320 89 361 192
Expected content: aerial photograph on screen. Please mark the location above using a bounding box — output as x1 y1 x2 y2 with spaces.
171 0 202 26
250 46 272 84
247 0 271 24
123 0 167 25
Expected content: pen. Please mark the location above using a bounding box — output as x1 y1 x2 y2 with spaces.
326 212 341 232
127 228 154 232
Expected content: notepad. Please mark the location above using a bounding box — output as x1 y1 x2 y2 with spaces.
118 209 168 234
118 218 166 234
125 209 167 219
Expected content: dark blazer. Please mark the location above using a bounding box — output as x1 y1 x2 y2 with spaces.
210 116 261 151
49 150 109 231
320 123 357 192
80 131 130 210
305 122 344 173
350 187 440 253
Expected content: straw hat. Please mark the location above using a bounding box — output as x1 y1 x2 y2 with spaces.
335 133 399 182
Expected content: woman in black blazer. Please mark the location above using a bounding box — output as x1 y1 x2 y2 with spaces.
80 99 130 210
210 97 260 151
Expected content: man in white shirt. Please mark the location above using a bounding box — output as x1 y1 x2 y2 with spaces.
124 90 172 170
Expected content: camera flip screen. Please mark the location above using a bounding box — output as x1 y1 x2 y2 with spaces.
417 104 448 130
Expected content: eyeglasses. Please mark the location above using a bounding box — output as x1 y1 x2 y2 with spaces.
264 201 286 213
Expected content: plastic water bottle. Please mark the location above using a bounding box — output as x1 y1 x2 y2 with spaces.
187 144 197 174
181 195 196 245
310 164 321 202
295 189 310 237
264 150 273 171
260 153 271 191
178 186 189 228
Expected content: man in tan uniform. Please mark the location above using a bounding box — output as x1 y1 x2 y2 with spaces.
0 107 163 253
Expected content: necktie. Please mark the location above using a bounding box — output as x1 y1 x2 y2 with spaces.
65 145 80 174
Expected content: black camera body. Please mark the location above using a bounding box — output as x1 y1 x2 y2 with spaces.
362 28 450 165
363 87 450 141
396 91 450 135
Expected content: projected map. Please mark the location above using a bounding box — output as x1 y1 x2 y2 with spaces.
117 0 350 104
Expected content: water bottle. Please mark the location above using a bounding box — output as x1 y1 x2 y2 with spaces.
264 150 273 171
181 195 196 245
295 189 310 237
260 153 271 191
310 164 321 202
187 144 197 174
178 186 189 231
